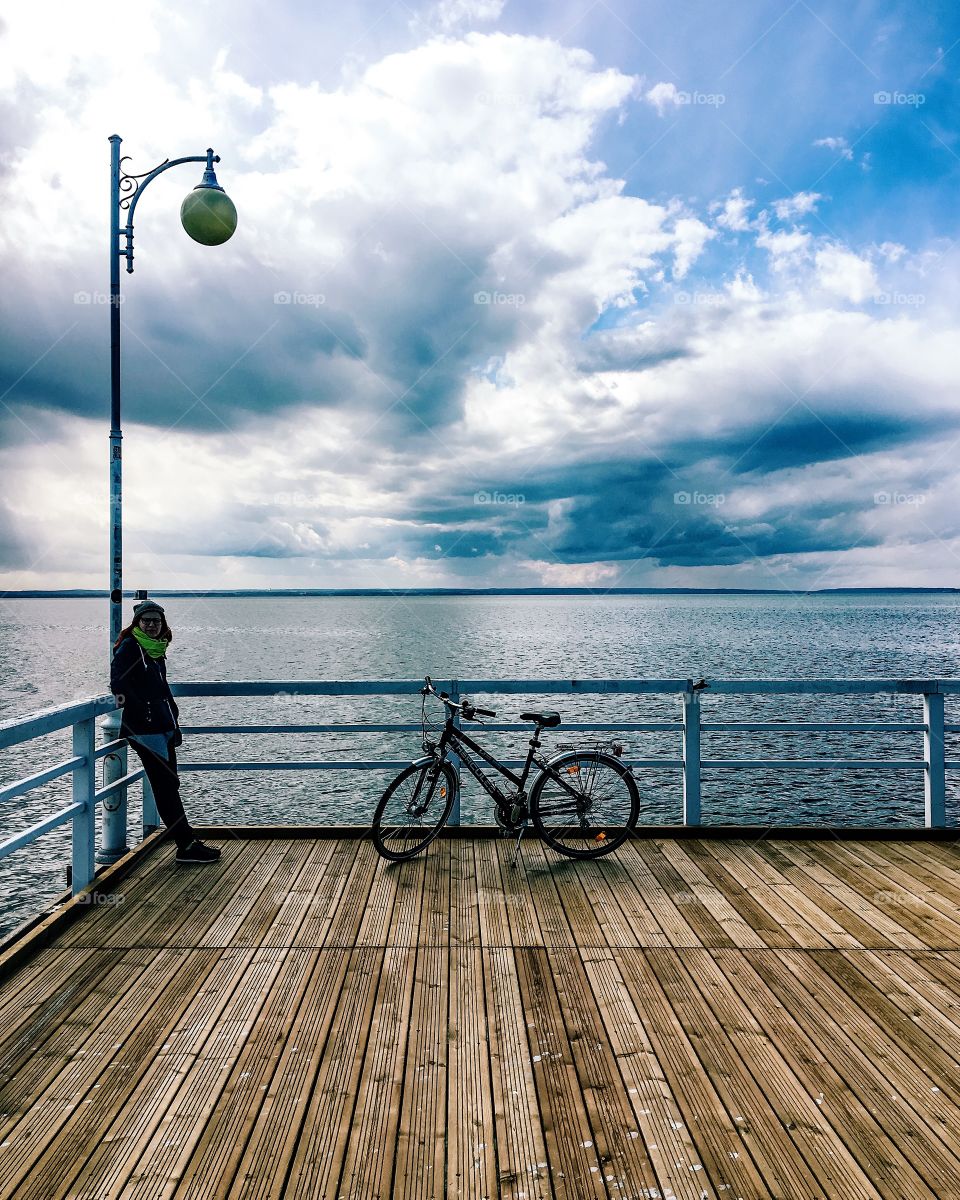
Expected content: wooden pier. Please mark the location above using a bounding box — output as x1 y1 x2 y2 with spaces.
2 832 960 1199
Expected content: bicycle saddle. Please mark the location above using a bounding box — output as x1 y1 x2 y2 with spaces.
520 710 561 728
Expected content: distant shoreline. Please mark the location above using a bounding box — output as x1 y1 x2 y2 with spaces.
3 587 959 599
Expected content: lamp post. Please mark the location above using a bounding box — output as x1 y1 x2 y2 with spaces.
100 134 237 864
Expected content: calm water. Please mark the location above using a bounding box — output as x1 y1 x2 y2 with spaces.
2 592 959 937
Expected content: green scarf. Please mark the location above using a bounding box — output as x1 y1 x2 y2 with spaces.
132 627 168 659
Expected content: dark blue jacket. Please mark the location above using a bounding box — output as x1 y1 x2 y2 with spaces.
110 636 180 738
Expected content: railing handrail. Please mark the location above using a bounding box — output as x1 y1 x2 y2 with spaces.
0 696 115 751
3 676 960 740
168 676 960 697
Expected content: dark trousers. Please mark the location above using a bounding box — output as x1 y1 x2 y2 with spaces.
129 740 195 849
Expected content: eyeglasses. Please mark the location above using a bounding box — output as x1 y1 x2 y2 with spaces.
139 617 162 626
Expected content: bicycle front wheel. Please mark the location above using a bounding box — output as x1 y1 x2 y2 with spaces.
530 751 638 858
371 759 457 861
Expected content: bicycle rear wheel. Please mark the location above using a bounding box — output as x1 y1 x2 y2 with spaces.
530 751 638 858
371 759 457 861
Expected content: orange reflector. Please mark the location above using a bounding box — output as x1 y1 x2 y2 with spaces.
566 765 580 774
440 787 447 798
595 831 607 842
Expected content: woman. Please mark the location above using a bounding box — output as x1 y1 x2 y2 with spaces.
110 599 220 864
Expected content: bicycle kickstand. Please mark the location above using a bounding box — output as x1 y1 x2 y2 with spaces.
511 825 526 867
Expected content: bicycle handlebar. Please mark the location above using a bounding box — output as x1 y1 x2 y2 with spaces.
421 676 497 719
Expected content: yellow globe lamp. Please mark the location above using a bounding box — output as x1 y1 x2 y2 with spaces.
180 151 238 246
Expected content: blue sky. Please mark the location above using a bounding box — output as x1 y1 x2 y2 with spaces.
1 0 959 590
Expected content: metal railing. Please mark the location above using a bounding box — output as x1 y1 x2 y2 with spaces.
1 677 958 896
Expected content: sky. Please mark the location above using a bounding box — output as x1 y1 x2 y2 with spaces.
1 0 959 592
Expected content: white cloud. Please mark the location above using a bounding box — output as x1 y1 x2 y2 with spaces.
520 559 620 586
429 0 507 32
877 241 907 263
725 271 762 302
644 81 682 116
714 188 754 232
756 228 812 269
813 136 853 161
815 244 878 303
773 191 822 221
672 217 714 279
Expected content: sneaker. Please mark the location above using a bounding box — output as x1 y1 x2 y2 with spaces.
175 840 222 864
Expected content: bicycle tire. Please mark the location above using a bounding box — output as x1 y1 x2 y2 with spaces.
529 751 639 859
371 758 458 861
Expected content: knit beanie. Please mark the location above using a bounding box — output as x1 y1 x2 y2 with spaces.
133 599 166 620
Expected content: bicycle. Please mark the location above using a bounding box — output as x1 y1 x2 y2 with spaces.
371 676 641 861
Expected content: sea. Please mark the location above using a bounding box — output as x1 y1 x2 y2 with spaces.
1 591 959 938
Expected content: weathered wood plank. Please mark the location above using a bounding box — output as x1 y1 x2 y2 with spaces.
545 945 665 1197
234 947 376 1200
579 851 673 947
114 947 295 1199
446 947 496 1200
198 840 306 948
685 947 884 1200
617 841 703 947
333 945 418 1198
745 948 960 1196
807 839 960 949
394 941 447 1199
580 946 713 1200
448 839 482 949
259 838 341 947
172 947 342 1200
0 947 228 1200
615 947 778 1198
482 945 551 1198
649 945 849 1199
679 839 809 948
656 839 769 948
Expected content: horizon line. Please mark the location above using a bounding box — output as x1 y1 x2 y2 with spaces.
3 586 960 598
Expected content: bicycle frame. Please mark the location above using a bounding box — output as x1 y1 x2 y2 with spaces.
430 711 569 812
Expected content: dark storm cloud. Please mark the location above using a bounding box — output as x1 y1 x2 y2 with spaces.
674 408 959 476
390 454 882 571
0 198 543 439
539 459 886 568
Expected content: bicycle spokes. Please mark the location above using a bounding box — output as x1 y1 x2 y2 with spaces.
531 752 638 858
372 760 456 861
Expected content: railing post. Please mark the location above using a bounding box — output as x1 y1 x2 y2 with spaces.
448 679 462 825
924 691 946 828
72 717 97 893
682 685 701 826
98 709 129 863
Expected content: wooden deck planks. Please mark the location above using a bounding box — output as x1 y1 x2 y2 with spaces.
1 835 960 1199
447 946 497 1199
238 946 379 1200
741 948 960 1198
4 947 229 1200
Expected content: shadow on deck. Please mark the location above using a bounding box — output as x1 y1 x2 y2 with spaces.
2 831 960 1199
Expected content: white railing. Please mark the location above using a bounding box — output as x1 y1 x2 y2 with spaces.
0 678 957 896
